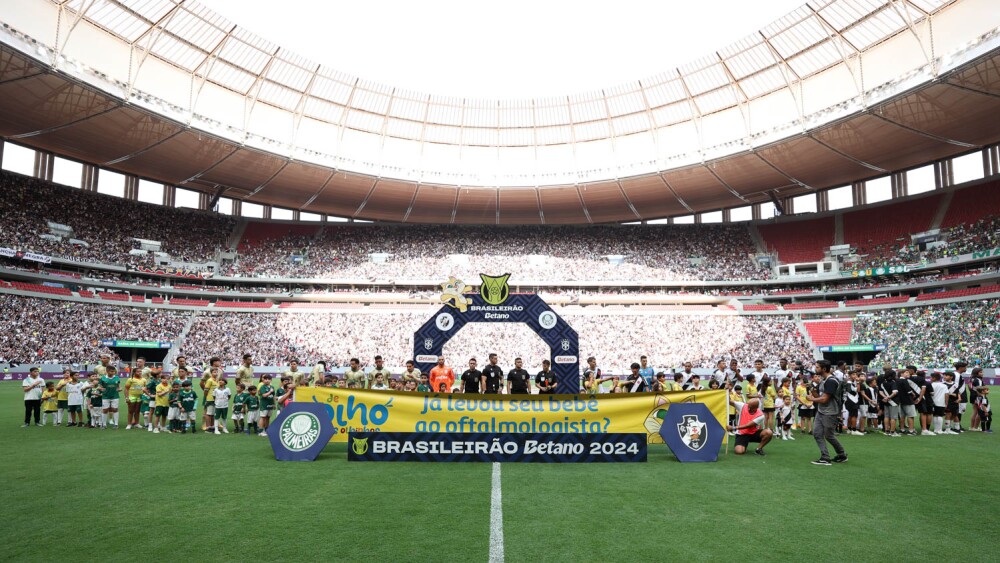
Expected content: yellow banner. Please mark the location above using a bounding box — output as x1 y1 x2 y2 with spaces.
295 387 728 444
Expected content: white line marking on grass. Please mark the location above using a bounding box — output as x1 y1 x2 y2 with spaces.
489 462 505 563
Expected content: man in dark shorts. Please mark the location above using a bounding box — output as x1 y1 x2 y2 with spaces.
535 360 558 394
913 369 936 435
726 398 772 456
969 367 984 431
482 353 504 394
460 358 483 394
944 371 962 434
896 369 918 435
506 358 531 395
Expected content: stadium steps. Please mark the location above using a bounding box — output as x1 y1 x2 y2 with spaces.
746 223 768 255
930 190 954 230
794 317 823 360
802 319 854 347
163 314 197 368
227 219 249 249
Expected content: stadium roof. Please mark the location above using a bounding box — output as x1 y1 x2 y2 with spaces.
0 0 999 222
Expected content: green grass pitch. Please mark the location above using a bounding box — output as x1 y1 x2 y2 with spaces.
2 383 997 562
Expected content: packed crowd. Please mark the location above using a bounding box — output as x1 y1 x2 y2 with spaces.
0 171 234 266
0 295 189 364
852 300 1000 368
850 215 1000 270
178 310 809 371
225 224 771 282
227 232 313 278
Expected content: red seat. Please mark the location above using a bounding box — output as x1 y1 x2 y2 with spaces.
759 216 834 263
804 320 853 346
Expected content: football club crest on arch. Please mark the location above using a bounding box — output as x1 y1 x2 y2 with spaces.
479 273 510 305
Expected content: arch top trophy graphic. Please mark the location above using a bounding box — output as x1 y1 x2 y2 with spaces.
414 274 580 392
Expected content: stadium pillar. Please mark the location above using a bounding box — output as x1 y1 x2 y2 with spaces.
817 189 829 213
851 181 865 206
984 145 998 177
33 151 54 181
891 171 907 199
292 210 301 221
781 196 794 216
80 164 98 192
198 192 211 211
722 208 731 222
751 204 761 221
231 199 242 217
163 185 176 207
263 205 272 219
124 175 139 200
934 160 952 188
694 213 702 224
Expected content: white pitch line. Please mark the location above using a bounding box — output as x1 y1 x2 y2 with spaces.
489 462 505 563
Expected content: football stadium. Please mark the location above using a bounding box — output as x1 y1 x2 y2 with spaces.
1 0 999 560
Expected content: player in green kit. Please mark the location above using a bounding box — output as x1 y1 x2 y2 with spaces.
244 386 261 436
167 383 182 433
257 375 275 437
179 381 198 434
145 371 160 431
139 390 152 430
232 383 248 434
99 366 121 429
87 382 104 429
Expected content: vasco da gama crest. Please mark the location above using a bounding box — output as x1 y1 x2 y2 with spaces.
677 414 707 451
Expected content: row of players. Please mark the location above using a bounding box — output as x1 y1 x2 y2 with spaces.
23 365 292 436
21 353 992 435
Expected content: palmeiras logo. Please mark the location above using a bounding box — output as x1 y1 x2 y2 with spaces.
351 436 369 455
677 414 707 451
479 273 511 305
280 412 321 452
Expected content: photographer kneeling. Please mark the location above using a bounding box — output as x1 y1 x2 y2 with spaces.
809 360 848 466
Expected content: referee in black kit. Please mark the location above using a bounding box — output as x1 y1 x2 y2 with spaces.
506 358 531 394
482 353 504 394
460 358 483 394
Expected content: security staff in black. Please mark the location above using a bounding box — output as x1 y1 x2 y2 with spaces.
461 358 483 394
482 353 504 394
535 360 557 394
506 357 532 395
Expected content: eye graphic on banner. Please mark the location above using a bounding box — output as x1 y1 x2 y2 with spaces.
439 277 470 312
479 273 511 305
